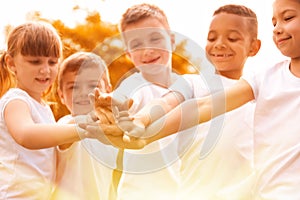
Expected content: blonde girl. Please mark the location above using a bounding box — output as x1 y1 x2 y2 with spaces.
0 22 118 199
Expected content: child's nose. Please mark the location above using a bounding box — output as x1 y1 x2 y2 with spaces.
273 23 283 35
214 38 227 49
39 64 51 74
142 47 155 56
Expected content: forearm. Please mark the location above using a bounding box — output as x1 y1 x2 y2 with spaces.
14 124 81 149
143 98 201 142
134 91 184 127
143 85 250 144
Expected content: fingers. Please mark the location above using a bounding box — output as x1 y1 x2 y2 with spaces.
104 110 115 124
79 120 147 149
95 107 114 124
95 111 110 124
117 121 137 132
88 92 95 107
114 97 134 111
126 126 145 138
107 135 147 149
88 111 98 122
93 88 112 107
123 134 131 143
113 108 130 120
101 124 123 136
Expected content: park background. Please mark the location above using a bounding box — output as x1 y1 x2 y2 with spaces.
0 0 287 119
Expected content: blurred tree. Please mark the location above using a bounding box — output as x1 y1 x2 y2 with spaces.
5 8 200 120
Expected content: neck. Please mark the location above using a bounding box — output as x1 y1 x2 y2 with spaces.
17 86 44 104
217 70 242 80
142 70 172 87
290 58 300 78
138 63 172 87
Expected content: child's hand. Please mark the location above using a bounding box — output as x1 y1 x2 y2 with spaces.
78 120 123 144
91 88 133 112
112 107 146 141
106 134 147 149
89 89 115 124
79 121 146 149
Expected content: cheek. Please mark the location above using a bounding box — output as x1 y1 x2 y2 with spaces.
205 44 209 52
156 40 172 51
205 43 214 56
162 50 172 62
272 34 276 44
50 68 58 81
128 51 141 64
65 95 74 110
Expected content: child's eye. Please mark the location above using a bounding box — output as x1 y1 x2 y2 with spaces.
66 86 74 91
207 32 217 42
29 60 41 65
129 41 142 50
284 16 294 21
228 38 239 42
207 36 216 42
150 36 162 43
49 60 58 66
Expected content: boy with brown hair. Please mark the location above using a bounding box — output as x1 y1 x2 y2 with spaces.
110 3 194 200
52 52 116 200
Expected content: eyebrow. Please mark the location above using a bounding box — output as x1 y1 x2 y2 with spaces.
274 8 297 19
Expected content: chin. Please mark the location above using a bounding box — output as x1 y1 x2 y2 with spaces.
74 106 92 115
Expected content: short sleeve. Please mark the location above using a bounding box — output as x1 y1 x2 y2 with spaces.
242 70 259 100
1 89 31 120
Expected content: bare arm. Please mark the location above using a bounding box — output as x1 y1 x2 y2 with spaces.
143 79 254 143
133 91 184 127
4 99 121 149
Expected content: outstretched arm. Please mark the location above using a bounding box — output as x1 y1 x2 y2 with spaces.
136 79 255 143
4 99 121 149
131 90 184 128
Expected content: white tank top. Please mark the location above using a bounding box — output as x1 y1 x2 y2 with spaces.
0 88 56 199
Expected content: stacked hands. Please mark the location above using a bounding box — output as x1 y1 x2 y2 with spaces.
77 88 147 149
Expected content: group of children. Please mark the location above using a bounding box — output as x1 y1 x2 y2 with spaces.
0 0 299 199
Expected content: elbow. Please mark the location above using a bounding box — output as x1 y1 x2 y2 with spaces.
11 129 39 150
15 136 36 149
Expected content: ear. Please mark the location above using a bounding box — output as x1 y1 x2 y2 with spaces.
5 54 16 73
248 39 261 57
57 88 66 105
125 50 132 60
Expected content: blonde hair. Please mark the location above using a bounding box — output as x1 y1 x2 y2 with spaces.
0 21 62 97
119 3 170 32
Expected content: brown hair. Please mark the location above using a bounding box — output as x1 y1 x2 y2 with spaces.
119 3 170 32
213 4 258 39
58 52 109 91
0 21 62 97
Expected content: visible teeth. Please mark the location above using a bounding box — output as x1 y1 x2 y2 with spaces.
213 54 230 57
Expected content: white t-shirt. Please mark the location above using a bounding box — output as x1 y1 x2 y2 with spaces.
177 75 255 200
243 60 300 200
0 88 56 199
115 72 195 200
52 115 116 200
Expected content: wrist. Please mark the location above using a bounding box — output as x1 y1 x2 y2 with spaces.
75 124 86 140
